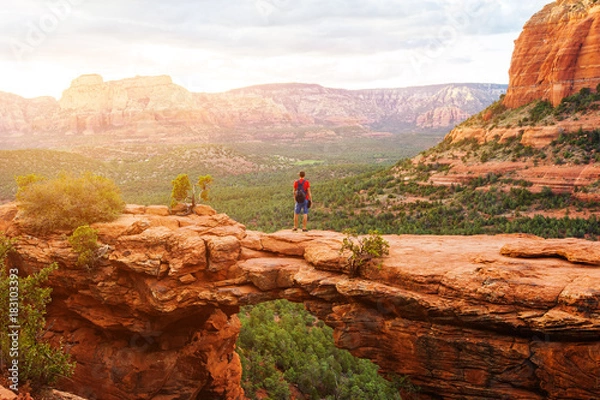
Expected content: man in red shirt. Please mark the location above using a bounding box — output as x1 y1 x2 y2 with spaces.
293 171 312 232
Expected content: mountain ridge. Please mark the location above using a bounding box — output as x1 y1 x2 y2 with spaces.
0 75 506 149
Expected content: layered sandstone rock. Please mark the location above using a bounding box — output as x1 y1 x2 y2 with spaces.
425 158 600 197
447 0 600 150
433 0 600 199
447 115 600 148
1 203 599 400
59 74 195 111
504 0 600 108
58 74 204 136
416 106 470 129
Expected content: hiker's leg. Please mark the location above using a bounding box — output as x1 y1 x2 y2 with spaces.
302 200 309 230
293 202 302 229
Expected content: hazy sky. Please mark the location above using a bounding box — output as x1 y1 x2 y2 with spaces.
0 0 551 98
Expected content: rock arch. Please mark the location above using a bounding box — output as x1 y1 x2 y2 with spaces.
1 203 599 400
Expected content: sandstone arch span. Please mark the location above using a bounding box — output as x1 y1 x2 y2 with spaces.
1 203 599 400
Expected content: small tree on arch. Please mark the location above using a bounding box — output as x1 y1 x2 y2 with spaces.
170 173 213 213
170 174 193 209
197 175 213 202
341 230 390 278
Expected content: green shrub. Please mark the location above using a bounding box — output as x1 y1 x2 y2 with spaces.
529 100 553 123
15 172 124 234
68 225 99 268
341 230 390 278
0 235 76 390
554 87 600 116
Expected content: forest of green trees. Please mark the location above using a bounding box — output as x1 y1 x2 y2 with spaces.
208 165 600 238
237 300 408 400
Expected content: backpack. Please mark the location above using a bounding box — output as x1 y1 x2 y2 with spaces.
294 179 307 203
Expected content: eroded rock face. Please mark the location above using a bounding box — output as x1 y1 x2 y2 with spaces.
424 157 600 198
448 1 600 149
504 0 600 108
447 115 600 148
1 203 599 400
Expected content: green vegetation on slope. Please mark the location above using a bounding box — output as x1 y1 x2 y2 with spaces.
460 85 600 130
210 129 600 237
237 300 409 400
5 133 598 239
0 137 433 205
0 149 109 200
0 235 76 391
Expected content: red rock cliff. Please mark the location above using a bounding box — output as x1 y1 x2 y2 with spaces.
504 0 600 108
1 203 599 400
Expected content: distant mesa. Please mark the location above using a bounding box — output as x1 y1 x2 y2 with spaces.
70 73 104 87
59 73 188 111
0 73 506 149
68 73 174 88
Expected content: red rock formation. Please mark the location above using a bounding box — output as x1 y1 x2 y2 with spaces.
432 0 600 200
504 0 600 108
1 203 600 400
416 106 470 129
0 91 60 137
447 1 600 153
425 158 600 197
447 115 600 148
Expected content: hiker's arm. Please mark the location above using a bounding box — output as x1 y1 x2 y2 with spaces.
308 187 312 201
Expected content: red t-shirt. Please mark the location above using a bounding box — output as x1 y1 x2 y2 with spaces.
294 179 310 200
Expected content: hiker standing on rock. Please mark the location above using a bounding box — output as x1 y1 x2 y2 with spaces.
293 171 312 232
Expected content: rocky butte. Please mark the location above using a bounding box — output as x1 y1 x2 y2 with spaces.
428 0 600 199
1 202 599 400
504 0 600 108
451 0 600 148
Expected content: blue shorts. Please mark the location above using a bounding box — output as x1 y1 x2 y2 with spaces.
295 200 309 215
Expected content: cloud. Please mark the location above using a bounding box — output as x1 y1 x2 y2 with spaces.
0 0 551 98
